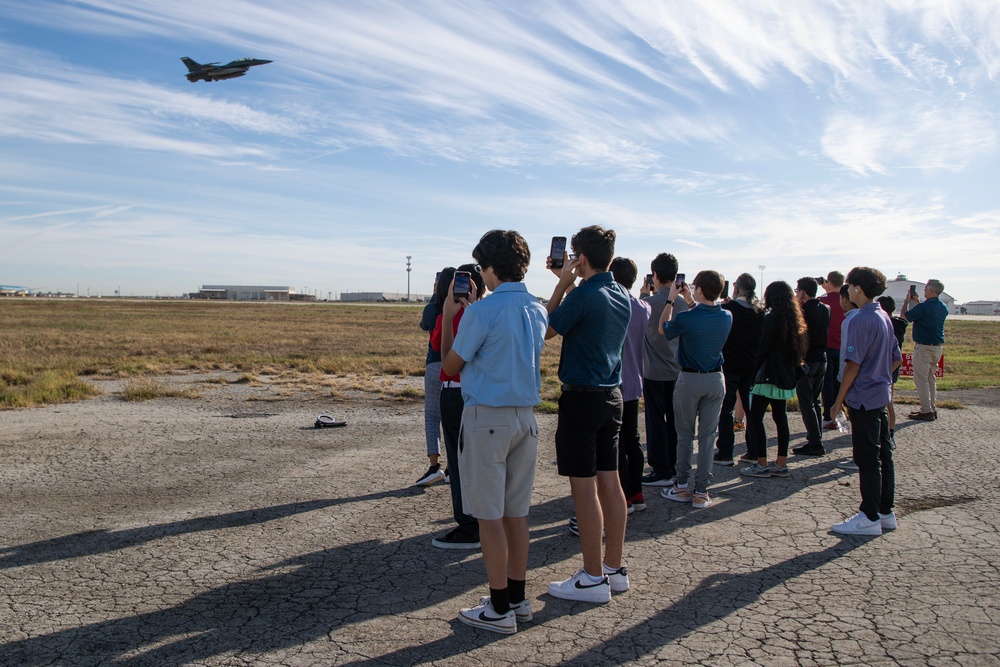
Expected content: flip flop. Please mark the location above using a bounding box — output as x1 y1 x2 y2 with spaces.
314 414 347 428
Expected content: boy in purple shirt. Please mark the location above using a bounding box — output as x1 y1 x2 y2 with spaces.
610 257 651 513
831 267 902 536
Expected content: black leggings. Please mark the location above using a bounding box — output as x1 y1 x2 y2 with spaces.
749 393 790 459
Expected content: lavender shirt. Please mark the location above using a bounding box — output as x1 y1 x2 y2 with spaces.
843 302 902 410
621 293 651 402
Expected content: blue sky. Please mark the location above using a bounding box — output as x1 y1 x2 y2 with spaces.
1 1 998 301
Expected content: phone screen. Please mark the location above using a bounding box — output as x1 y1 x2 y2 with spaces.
722 280 729 300
910 285 918 295
646 273 654 287
550 237 566 269
453 271 471 302
675 273 685 288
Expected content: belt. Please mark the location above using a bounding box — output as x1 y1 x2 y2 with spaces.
681 367 722 374
561 384 618 393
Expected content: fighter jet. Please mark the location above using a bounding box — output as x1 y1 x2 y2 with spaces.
181 57 272 82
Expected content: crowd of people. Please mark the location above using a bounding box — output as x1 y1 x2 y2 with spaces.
415 226 948 635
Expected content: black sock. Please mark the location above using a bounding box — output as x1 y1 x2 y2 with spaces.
490 587 510 614
507 578 525 604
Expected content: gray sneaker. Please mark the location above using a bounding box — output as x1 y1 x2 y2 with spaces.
741 462 771 478
835 459 859 472
769 464 790 477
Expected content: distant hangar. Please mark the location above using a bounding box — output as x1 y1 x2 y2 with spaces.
192 285 314 301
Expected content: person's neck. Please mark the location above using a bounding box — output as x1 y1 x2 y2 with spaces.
694 294 714 306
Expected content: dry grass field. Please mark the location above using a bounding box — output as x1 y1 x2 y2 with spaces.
0 299 564 409
2 299 997 410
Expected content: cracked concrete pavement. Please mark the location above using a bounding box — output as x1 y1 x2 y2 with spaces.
1 378 999 666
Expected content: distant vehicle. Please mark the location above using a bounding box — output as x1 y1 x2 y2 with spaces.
180 57 272 82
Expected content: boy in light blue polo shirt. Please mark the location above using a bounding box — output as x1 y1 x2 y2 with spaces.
440 230 547 635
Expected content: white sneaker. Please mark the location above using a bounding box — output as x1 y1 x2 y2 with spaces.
879 511 897 531
414 465 446 486
547 568 611 604
662 485 692 502
604 565 629 593
835 459 859 472
458 597 516 634
832 512 882 536
477 595 532 622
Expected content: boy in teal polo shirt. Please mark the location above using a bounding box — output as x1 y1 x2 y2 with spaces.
545 225 631 605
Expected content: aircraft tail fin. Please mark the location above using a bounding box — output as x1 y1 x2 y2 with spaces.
180 57 201 72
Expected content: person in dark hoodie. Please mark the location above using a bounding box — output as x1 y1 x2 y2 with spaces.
741 281 809 479
713 273 764 465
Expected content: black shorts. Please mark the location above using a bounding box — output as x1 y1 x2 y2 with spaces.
555 387 623 477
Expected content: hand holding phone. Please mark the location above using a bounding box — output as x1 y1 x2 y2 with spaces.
453 271 471 303
549 236 567 270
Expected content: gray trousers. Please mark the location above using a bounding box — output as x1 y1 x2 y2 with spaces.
673 371 726 494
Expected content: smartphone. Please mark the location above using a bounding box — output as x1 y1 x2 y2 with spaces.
453 271 471 302
550 236 566 269
815 276 826 285
645 273 654 288
675 273 685 289
910 284 918 296
722 280 729 300
435 271 441 284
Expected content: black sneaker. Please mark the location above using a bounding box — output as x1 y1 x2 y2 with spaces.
415 464 446 486
791 444 826 457
432 528 480 550
641 472 675 487
713 453 735 466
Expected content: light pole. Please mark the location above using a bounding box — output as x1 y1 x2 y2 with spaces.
406 256 412 302
758 265 766 287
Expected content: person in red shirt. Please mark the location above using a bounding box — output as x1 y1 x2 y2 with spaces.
429 264 486 550
818 271 846 428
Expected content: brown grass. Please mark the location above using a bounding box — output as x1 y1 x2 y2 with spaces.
4 298 993 410
0 299 563 409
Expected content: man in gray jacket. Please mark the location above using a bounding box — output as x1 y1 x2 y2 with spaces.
639 253 688 487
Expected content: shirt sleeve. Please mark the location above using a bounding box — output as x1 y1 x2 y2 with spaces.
904 301 925 322
662 308 687 340
430 314 444 353
451 306 487 363
842 315 872 366
419 302 437 331
548 286 586 335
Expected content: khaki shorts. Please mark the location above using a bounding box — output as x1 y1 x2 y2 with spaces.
458 405 538 520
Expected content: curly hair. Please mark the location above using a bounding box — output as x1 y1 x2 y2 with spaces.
472 230 530 282
763 281 808 365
